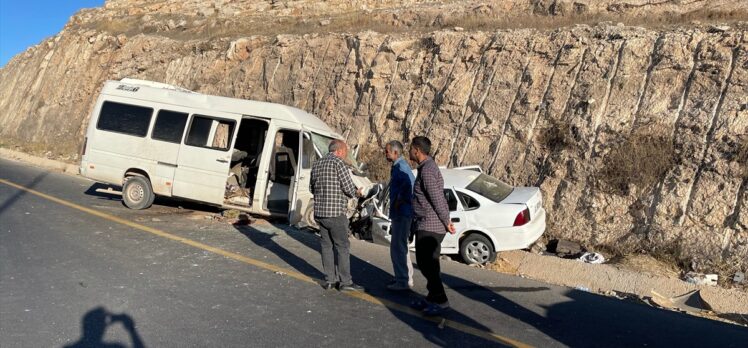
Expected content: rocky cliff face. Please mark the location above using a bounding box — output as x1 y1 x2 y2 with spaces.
1 0 746 274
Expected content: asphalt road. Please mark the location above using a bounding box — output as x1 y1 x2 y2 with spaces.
1 157 747 347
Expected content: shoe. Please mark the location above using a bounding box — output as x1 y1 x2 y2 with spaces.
338 283 365 292
409 298 430 311
321 282 336 290
422 302 450 317
387 282 412 291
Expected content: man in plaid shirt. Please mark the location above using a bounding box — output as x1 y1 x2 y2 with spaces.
408 136 456 316
310 139 363 292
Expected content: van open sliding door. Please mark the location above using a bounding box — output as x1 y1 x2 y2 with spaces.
288 131 316 224
172 111 241 205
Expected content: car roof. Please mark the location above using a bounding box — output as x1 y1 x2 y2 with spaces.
440 168 483 189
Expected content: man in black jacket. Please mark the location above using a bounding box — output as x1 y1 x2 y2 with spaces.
409 136 455 316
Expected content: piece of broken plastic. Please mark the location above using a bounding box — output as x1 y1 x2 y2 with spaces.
650 290 713 313
684 272 718 286
578 252 605 264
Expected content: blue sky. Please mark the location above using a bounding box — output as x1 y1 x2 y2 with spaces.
0 1 105 67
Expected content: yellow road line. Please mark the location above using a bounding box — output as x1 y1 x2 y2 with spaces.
0 177 532 348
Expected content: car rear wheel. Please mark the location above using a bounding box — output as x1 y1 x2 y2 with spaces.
460 233 496 265
122 176 155 210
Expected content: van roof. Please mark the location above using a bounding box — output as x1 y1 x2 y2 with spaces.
101 79 340 137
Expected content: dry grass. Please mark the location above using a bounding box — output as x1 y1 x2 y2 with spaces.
86 16 145 37
537 117 576 153
79 6 748 41
608 253 681 279
598 125 675 196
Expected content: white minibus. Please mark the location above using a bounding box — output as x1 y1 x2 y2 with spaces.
80 79 370 226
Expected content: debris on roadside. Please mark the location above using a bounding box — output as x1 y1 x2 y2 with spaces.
232 213 254 226
578 252 605 264
651 290 714 313
734 272 745 284
222 209 241 219
225 184 250 205
683 272 718 286
528 240 546 254
547 239 583 258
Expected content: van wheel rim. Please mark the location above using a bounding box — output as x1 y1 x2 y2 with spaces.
127 184 144 203
466 241 490 264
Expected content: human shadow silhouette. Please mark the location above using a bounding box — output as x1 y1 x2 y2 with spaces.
64 307 145 348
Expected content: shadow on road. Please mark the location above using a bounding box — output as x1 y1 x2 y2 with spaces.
83 183 221 214
233 222 748 347
0 172 48 217
233 222 507 346
64 306 145 348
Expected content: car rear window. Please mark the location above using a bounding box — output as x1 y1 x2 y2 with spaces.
465 174 513 203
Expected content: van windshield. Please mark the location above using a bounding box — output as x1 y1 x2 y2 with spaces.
311 133 361 169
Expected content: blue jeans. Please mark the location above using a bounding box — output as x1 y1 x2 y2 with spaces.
390 216 414 286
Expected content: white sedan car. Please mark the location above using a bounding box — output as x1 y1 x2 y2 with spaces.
364 167 546 265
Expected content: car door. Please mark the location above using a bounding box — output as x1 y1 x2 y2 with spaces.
442 188 467 251
172 112 240 205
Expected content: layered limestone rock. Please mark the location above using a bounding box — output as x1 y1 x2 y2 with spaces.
1 0 746 273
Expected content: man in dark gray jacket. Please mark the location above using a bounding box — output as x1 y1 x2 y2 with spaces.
408 136 455 316
310 139 363 292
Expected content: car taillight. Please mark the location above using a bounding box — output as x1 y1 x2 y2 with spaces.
513 208 531 226
80 137 88 156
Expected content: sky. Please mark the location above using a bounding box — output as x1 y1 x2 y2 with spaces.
0 0 105 67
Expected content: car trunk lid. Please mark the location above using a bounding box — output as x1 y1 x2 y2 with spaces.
501 187 543 219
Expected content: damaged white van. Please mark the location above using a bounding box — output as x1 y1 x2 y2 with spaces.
80 79 370 226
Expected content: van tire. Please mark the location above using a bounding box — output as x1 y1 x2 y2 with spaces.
122 176 155 210
460 233 496 265
303 201 319 230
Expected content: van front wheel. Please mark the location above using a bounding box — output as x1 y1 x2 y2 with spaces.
122 176 155 210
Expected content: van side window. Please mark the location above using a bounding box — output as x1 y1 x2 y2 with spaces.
151 110 188 143
185 115 235 151
96 101 153 137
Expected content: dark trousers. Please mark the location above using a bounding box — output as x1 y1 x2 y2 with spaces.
415 230 447 304
316 215 352 285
